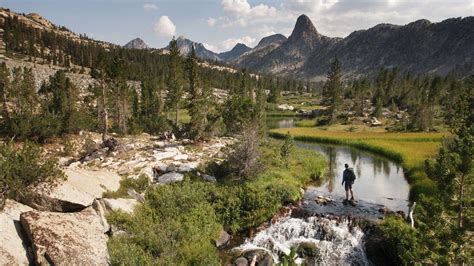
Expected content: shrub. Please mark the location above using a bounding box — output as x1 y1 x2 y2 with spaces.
224 125 263 180
280 132 294 168
107 181 222 265
0 141 65 200
379 215 424 264
103 174 150 198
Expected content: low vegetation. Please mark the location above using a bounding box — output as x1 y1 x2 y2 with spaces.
107 139 326 264
0 141 64 202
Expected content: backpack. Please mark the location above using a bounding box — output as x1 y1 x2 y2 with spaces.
347 168 356 183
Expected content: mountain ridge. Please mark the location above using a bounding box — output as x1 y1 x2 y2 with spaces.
234 14 474 80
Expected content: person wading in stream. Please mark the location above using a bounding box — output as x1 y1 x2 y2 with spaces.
342 163 356 201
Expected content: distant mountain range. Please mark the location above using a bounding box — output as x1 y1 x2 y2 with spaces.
129 15 474 80
124 13 473 80
233 14 474 80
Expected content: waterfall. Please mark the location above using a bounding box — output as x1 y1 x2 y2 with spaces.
235 216 369 265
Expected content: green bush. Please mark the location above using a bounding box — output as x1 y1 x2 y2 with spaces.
0 141 65 199
103 174 150 198
107 181 222 265
379 216 424 264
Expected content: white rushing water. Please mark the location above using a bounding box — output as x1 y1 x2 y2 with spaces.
236 216 369 265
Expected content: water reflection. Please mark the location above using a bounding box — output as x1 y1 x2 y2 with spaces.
296 141 410 213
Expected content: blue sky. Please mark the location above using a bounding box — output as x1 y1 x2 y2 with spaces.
1 0 472 52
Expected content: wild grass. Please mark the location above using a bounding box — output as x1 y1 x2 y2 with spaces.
294 119 316 127
270 127 447 199
252 139 327 200
165 109 191 124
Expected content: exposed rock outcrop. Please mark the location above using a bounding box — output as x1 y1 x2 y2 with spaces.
123 37 149 49
20 168 121 212
20 206 109 265
0 200 33 265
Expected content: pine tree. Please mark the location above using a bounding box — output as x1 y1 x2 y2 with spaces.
324 57 343 124
166 37 183 126
186 45 207 140
39 70 80 133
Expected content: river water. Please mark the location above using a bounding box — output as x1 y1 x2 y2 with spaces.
233 117 411 265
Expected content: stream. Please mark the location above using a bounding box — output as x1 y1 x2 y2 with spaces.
232 117 411 265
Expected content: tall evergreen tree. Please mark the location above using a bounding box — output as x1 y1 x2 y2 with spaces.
186 45 207 140
39 70 80 133
166 37 183 126
324 57 343 124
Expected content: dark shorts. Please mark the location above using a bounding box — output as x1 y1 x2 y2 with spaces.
344 183 352 191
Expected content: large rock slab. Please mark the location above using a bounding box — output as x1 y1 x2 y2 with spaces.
0 200 33 265
20 206 109 265
21 168 121 212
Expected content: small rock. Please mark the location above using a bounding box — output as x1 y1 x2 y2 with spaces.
371 117 382 126
235 257 248 266
214 230 231 247
277 104 295 111
202 174 217 182
378 206 389 214
173 154 189 161
157 172 184 184
127 189 145 203
396 210 406 219
178 162 199 172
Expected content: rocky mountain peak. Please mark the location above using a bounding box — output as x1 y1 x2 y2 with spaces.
289 14 319 43
407 19 431 28
233 43 250 50
219 43 251 61
123 38 149 49
256 34 287 49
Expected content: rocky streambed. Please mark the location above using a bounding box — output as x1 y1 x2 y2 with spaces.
0 132 234 265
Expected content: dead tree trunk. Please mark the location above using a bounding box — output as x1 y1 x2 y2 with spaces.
409 202 416 228
101 83 108 142
458 173 465 228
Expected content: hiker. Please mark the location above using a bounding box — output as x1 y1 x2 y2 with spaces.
342 163 356 201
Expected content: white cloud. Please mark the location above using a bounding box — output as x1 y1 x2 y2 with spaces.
153 16 176 37
202 42 219 52
221 0 276 17
210 0 280 28
142 3 158 11
207 17 217 27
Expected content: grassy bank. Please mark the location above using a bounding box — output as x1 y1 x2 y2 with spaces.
266 111 300 117
106 139 326 265
270 127 446 199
